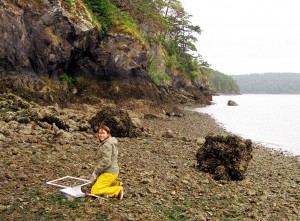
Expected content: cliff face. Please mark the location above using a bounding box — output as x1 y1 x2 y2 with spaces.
0 0 149 81
0 0 211 104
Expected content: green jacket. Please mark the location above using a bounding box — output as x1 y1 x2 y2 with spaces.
94 137 119 175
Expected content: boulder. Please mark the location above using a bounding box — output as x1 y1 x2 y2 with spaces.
196 135 253 180
227 100 238 106
89 107 143 137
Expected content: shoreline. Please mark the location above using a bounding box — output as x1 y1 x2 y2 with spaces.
192 94 300 157
1 99 299 220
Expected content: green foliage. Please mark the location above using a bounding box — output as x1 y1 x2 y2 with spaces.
96 213 109 220
59 73 85 87
157 205 191 221
207 69 240 94
161 0 205 75
113 12 145 44
190 71 200 80
83 0 117 35
62 0 211 86
148 56 170 84
59 72 74 85
81 0 210 85
84 0 144 43
166 54 177 70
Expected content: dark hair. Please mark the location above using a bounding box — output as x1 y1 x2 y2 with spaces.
98 124 111 134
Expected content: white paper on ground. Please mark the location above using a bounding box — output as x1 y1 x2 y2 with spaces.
60 186 86 198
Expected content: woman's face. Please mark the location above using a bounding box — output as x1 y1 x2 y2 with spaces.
98 129 109 142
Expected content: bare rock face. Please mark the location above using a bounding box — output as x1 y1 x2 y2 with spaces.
0 0 213 106
0 0 97 76
196 135 253 180
89 107 143 138
88 33 150 83
0 0 150 83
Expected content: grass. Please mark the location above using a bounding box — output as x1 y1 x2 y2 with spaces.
163 207 190 221
156 200 191 221
31 158 41 165
148 56 170 85
96 213 109 220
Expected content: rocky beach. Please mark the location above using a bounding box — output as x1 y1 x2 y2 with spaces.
1 1 299 220
0 93 299 221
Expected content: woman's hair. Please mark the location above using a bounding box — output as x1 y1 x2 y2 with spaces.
98 124 111 134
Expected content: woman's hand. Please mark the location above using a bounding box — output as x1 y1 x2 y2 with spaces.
89 171 97 183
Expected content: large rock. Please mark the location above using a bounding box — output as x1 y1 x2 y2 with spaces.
89 107 143 138
196 135 253 180
89 33 150 83
227 100 238 106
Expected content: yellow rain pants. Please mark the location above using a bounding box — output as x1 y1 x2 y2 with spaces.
91 173 122 198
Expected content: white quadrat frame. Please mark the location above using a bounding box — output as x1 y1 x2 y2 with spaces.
46 176 97 198
46 176 90 188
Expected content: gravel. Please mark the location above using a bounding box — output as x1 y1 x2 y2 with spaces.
0 97 299 221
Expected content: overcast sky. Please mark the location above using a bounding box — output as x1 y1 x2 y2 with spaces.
180 0 300 75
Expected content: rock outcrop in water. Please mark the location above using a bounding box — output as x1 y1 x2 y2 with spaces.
227 100 238 106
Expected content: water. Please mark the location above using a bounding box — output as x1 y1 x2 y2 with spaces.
195 94 300 156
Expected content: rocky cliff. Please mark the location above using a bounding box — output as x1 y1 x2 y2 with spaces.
0 0 211 105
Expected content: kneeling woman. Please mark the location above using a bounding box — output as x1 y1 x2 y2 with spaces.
89 125 123 200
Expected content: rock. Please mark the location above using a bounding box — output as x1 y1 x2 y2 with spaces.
89 107 142 137
162 129 174 138
247 189 257 196
196 135 253 180
147 187 158 194
163 106 185 117
19 174 28 181
181 180 189 184
130 117 143 129
227 100 238 106
214 165 229 180
67 196 75 202
144 114 160 119
140 178 152 184
41 114 69 131
0 175 6 182
195 137 206 145
192 214 206 221
11 149 18 155
0 133 6 141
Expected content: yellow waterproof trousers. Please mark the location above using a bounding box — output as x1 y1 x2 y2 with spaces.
91 173 122 198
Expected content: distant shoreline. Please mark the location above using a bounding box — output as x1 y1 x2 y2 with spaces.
197 94 300 156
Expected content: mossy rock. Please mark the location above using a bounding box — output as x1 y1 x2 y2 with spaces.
89 107 142 138
196 134 253 181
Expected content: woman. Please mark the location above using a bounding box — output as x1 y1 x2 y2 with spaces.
89 125 123 200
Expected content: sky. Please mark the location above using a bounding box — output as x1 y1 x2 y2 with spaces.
180 0 300 75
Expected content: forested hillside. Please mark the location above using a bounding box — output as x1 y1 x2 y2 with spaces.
231 73 300 94
206 69 240 94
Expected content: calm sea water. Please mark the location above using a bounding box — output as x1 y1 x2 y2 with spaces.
195 94 300 156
